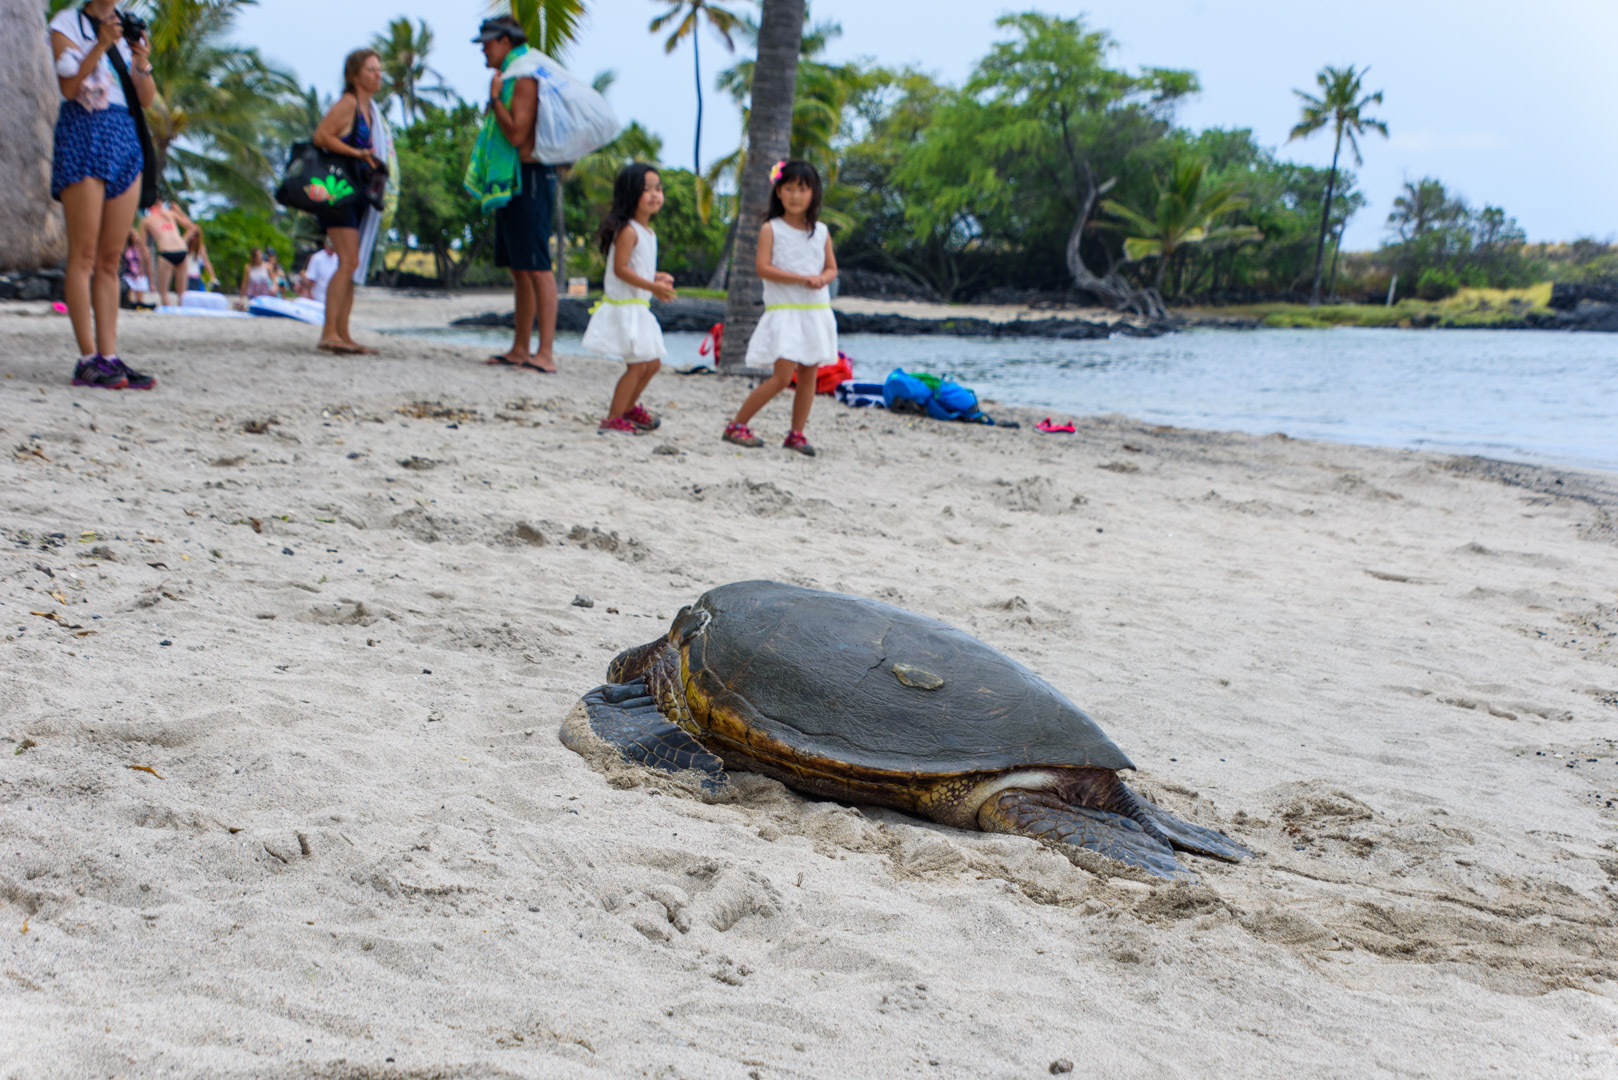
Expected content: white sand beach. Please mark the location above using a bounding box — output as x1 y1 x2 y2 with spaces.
2 291 1616 1079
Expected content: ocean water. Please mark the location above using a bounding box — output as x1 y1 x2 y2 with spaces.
399 325 1618 473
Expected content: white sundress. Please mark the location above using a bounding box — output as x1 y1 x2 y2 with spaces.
581 220 666 362
747 218 838 367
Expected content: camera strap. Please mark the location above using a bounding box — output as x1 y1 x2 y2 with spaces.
85 6 159 209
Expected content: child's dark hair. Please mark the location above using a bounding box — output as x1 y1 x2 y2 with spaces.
597 163 660 255
764 159 823 232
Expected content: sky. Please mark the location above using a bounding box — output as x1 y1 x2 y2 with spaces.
234 0 1618 250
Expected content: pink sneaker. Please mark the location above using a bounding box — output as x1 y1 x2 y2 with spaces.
625 404 660 431
783 430 817 457
722 421 763 448
599 416 642 435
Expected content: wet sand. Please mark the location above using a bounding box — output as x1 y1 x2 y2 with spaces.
2 290 1616 1078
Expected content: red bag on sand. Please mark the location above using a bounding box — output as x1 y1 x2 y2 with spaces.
790 351 854 394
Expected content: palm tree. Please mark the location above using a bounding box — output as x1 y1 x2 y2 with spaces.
707 15 849 288
492 0 587 58
649 0 744 176
371 18 451 125
1100 155 1261 302
136 0 303 208
4 0 67 269
1289 64 1387 306
720 0 804 372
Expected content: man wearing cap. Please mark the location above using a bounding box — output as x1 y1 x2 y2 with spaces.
472 16 557 373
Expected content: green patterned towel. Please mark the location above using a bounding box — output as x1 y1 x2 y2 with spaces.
463 45 535 214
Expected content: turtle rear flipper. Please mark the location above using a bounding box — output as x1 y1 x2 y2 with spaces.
568 682 729 792
1133 796 1252 863
978 789 1188 879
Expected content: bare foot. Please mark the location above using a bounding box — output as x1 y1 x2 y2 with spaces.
341 339 379 355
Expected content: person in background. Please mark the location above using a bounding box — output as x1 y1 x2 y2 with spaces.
120 228 150 300
185 227 218 293
298 236 340 304
49 0 158 389
140 199 196 307
470 16 557 372
264 250 291 296
310 48 391 355
239 248 275 301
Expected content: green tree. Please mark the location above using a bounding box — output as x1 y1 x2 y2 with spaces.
1378 177 1537 298
492 0 587 58
1288 64 1387 305
721 0 805 371
888 14 1194 306
372 17 451 125
393 101 487 288
649 0 743 176
1161 127 1356 299
1100 154 1261 298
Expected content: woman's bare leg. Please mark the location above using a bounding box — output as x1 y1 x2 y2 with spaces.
93 182 142 357
732 359 796 425
59 178 107 357
321 228 359 348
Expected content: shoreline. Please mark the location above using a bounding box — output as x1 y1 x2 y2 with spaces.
4 293 1617 1077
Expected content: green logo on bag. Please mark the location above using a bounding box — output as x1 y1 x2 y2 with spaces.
304 174 354 204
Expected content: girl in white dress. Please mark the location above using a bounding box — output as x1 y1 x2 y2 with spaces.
723 160 839 457
582 164 675 433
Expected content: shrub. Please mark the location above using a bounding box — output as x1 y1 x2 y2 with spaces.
1415 267 1461 301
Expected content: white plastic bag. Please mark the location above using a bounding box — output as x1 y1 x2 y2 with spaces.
528 53 620 165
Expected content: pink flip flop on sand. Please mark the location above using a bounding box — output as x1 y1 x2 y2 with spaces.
1036 417 1076 434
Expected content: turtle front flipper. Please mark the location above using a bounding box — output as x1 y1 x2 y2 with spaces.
1132 795 1252 862
978 790 1188 879
565 681 729 792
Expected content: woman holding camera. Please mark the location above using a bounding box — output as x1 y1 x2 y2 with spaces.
49 0 158 390
310 49 391 355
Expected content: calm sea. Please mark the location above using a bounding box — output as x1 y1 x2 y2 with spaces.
401 325 1618 473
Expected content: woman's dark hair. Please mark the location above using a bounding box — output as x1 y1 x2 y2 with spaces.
764 160 823 232
596 163 660 255
343 49 379 95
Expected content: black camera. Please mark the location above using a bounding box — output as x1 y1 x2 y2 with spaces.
118 10 149 45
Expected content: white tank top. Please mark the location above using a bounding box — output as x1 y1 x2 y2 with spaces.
760 218 830 308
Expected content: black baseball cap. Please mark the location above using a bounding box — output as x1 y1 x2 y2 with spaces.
472 16 527 44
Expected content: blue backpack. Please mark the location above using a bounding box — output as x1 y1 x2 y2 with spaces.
926 379 980 421
882 369 934 414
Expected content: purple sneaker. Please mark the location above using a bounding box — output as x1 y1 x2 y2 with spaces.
71 355 128 390
106 356 156 390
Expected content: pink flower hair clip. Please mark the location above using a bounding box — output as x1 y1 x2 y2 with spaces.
769 160 787 185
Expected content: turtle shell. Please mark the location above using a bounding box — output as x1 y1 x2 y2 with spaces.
684 581 1134 776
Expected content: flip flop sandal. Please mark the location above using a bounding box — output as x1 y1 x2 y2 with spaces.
484 355 519 366
1036 417 1076 434
517 361 556 374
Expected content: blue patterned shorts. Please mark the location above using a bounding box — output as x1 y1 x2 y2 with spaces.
52 102 144 201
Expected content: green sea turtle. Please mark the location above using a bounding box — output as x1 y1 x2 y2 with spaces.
561 580 1249 877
